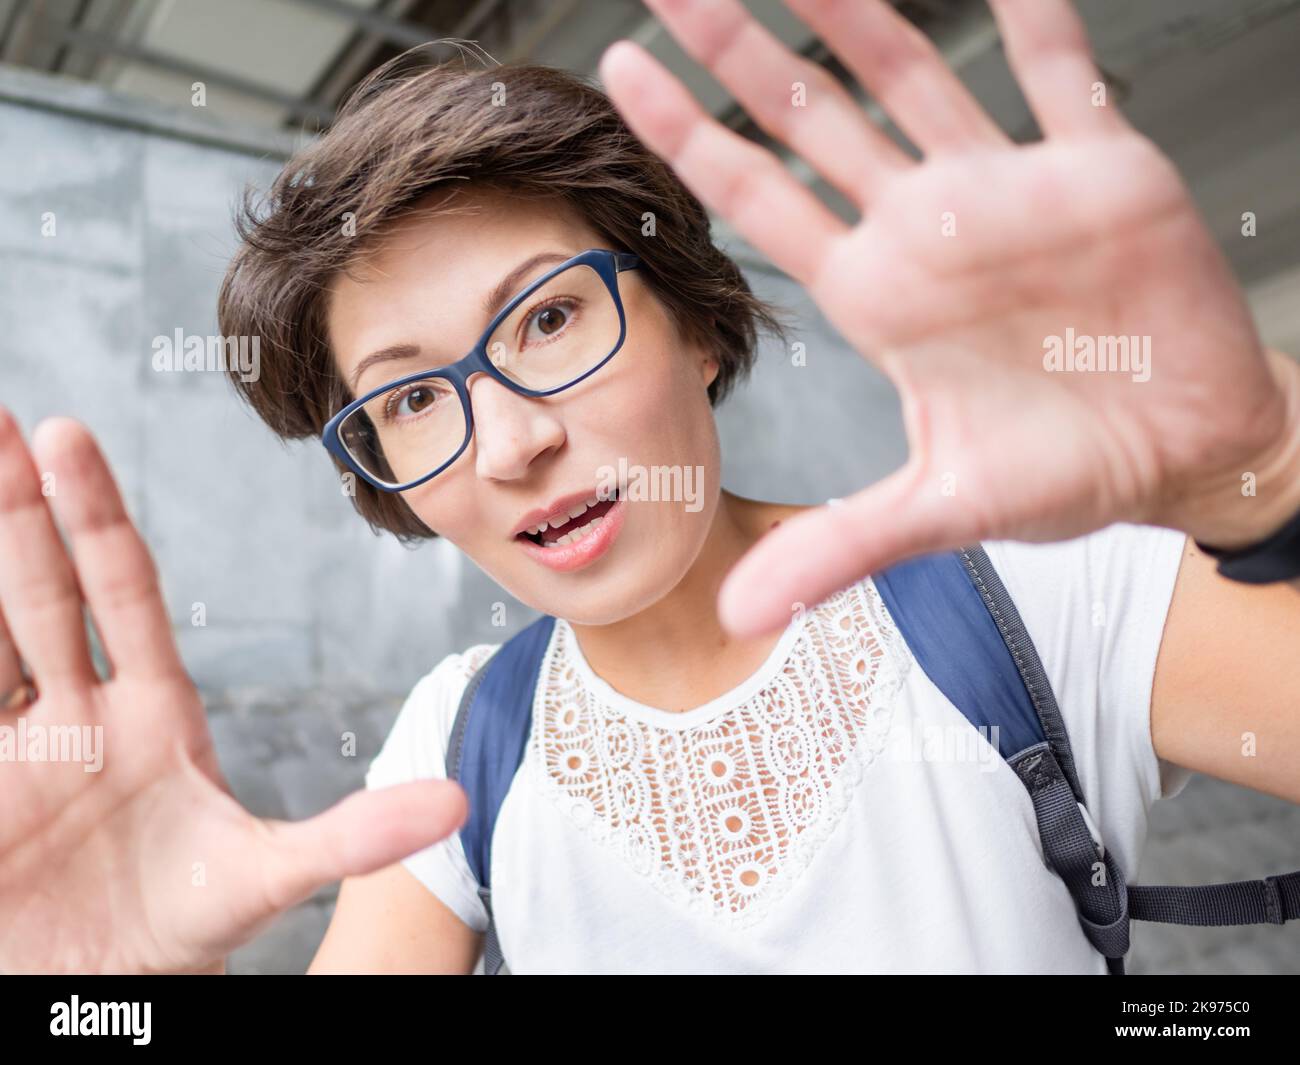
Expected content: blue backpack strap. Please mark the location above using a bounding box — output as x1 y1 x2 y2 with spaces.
874 546 1132 972
445 614 556 975
874 544 1300 973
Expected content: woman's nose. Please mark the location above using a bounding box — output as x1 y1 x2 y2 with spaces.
468 374 565 482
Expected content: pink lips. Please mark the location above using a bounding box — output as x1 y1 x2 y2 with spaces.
516 497 626 572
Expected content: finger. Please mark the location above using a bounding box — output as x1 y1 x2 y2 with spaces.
785 0 1010 153
986 0 1128 137
599 39 846 288
640 0 912 210
32 417 185 683
716 462 981 638
258 780 470 913
0 607 25 703
0 408 96 687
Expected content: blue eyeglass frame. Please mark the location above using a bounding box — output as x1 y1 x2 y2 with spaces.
322 247 641 493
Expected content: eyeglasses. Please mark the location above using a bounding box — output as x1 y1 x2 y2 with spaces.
323 248 641 492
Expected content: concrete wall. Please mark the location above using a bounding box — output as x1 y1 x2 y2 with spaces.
0 67 488 696
3 64 1298 974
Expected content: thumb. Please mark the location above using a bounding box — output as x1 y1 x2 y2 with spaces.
717 463 977 638
257 779 470 913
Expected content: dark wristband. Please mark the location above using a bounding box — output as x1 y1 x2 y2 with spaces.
1195 503 1300 584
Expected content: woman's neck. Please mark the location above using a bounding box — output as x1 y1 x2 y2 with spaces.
567 489 808 714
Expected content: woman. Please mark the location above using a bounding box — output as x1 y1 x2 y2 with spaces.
1 0 1298 974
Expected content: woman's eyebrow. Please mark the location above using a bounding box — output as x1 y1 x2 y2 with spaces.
481 251 571 320
349 343 421 393
348 251 573 392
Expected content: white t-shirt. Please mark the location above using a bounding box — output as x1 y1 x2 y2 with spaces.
364 521 1192 974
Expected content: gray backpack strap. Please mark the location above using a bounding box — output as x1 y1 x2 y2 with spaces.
958 546 1300 968
478 885 508 976
958 547 1133 974
877 546 1133 972
957 547 1087 796
1128 874 1300 927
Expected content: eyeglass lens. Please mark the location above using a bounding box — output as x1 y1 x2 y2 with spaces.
338 261 622 486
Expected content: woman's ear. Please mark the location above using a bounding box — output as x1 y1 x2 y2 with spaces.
701 352 720 388
702 319 721 387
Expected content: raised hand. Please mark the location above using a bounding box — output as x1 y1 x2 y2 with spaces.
0 411 468 973
599 0 1300 636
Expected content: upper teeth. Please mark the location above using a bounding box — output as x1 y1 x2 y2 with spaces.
524 494 602 538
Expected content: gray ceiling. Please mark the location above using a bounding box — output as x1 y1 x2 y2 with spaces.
3 0 1299 286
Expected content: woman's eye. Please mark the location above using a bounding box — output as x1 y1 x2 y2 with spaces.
389 386 437 420
524 302 572 343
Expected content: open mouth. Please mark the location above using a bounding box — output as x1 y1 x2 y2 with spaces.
518 487 622 548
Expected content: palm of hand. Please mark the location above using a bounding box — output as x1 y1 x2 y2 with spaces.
0 676 273 974
814 133 1277 554
0 417 470 974
600 0 1288 634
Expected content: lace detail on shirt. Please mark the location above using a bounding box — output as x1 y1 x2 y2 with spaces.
457 643 500 684
530 577 912 930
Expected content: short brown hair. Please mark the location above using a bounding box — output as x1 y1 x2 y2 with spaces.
218 46 786 543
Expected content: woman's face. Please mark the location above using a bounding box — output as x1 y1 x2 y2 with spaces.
327 189 723 625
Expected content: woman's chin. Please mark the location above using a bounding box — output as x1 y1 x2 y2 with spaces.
507 552 694 626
